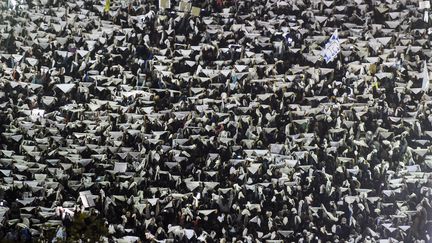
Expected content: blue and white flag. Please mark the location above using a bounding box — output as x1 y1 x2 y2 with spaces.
321 30 341 63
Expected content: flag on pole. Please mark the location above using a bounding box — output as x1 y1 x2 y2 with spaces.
321 30 341 63
104 0 110 12
422 60 430 91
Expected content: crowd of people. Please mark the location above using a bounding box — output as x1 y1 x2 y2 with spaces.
0 0 432 242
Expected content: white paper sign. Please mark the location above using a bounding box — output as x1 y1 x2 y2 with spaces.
159 0 171 9
420 1 431 9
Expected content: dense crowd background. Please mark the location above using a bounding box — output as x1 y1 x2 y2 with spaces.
0 0 432 242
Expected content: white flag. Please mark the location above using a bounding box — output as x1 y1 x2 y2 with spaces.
422 61 430 91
